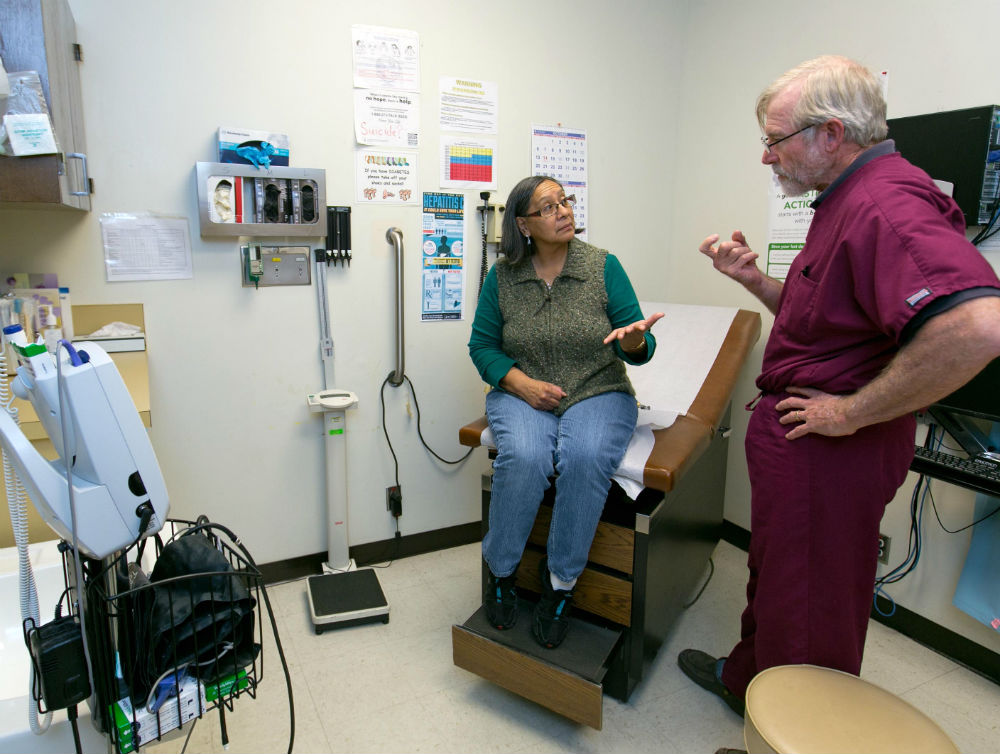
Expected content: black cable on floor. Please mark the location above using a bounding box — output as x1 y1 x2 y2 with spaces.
684 557 715 608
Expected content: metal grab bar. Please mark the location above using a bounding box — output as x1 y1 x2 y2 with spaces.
386 227 405 386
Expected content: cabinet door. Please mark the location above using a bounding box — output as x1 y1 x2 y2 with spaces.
0 0 90 210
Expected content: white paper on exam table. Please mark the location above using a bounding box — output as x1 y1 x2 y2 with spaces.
614 303 738 497
479 303 740 499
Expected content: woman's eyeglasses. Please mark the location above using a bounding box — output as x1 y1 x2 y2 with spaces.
523 195 576 218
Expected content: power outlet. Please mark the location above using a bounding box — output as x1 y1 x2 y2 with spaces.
386 486 402 518
877 533 891 564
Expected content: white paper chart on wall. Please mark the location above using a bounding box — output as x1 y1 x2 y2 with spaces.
531 124 588 241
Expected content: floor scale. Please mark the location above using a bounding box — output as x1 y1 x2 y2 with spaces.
305 248 388 634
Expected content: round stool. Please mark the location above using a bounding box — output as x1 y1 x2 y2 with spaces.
743 664 959 754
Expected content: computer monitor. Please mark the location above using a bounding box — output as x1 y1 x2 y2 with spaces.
928 356 1000 457
887 105 1000 227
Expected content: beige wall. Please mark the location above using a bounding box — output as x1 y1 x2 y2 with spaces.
0 0 685 561
2 0 999 657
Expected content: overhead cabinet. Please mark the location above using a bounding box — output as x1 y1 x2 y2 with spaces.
0 0 91 210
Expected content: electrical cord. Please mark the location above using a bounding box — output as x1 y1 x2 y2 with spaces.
376 372 474 567
180 716 198 753
1 335 52 735
55 340 97 713
875 418 1000 615
376 372 473 567
873 425 937 616
928 483 1000 533
971 201 1000 246
869 419 999 614
366 516 402 569
683 557 714 609
67 704 82 754
872 476 924 617
165 520 295 754
380 372 474 470
910 420 1000 534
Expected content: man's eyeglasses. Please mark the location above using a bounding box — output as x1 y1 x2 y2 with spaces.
760 124 814 153
523 195 576 218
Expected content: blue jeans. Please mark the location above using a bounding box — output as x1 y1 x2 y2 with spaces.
482 389 637 583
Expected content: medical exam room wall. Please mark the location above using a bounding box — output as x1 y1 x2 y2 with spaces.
0 1 685 563
665 0 1000 661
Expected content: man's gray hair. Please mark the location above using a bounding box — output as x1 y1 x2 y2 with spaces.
756 55 888 147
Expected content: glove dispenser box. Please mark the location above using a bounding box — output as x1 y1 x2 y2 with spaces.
195 162 326 238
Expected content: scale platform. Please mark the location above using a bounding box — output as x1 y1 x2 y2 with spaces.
307 568 390 634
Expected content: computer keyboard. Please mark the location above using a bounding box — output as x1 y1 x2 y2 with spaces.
911 446 1000 497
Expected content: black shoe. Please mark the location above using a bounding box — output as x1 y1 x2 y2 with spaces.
484 570 518 629
677 649 745 718
532 558 573 649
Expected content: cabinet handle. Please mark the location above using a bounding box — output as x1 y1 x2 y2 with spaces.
66 153 90 196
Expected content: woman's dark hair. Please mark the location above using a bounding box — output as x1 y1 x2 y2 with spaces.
500 175 562 265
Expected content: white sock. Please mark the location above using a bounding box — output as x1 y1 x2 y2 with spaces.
550 571 577 592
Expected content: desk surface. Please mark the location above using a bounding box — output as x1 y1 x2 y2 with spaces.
460 308 761 493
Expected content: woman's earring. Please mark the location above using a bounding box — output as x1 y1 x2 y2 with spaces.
525 234 532 246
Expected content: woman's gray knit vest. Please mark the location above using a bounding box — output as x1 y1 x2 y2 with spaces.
496 239 634 416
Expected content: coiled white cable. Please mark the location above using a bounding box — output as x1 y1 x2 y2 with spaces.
0 339 52 734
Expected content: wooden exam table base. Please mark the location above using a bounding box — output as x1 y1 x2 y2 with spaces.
452 406 730 729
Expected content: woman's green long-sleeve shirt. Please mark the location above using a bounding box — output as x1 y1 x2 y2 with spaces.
468 239 656 415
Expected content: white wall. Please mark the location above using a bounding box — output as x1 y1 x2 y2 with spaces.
0 0 685 563
666 0 1000 655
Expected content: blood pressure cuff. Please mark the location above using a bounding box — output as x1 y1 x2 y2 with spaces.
124 533 259 702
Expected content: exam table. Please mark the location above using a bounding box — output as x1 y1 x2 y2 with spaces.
451 307 761 729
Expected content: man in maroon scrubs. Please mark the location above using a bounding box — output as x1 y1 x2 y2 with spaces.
679 55 1000 717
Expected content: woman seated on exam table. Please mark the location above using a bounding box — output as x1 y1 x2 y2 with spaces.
468 175 663 649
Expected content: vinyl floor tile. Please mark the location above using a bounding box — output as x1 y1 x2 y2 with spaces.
108 540 1000 753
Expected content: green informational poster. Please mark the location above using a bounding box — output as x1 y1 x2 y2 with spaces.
766 174 817 281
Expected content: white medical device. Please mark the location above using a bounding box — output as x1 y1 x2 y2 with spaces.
303 247 388 633
305 388 359 573
0 325 168 559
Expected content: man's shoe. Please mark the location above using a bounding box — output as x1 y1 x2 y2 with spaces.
532 558 573 649
484 570 518 629
677 649 745 717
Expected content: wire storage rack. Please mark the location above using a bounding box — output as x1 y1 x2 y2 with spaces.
83 519 264 753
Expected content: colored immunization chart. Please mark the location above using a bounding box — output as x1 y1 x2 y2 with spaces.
447 145 493 182
439 138 498 190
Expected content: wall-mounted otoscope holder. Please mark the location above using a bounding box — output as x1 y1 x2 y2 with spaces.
317 249 352 268
326 206 352 265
